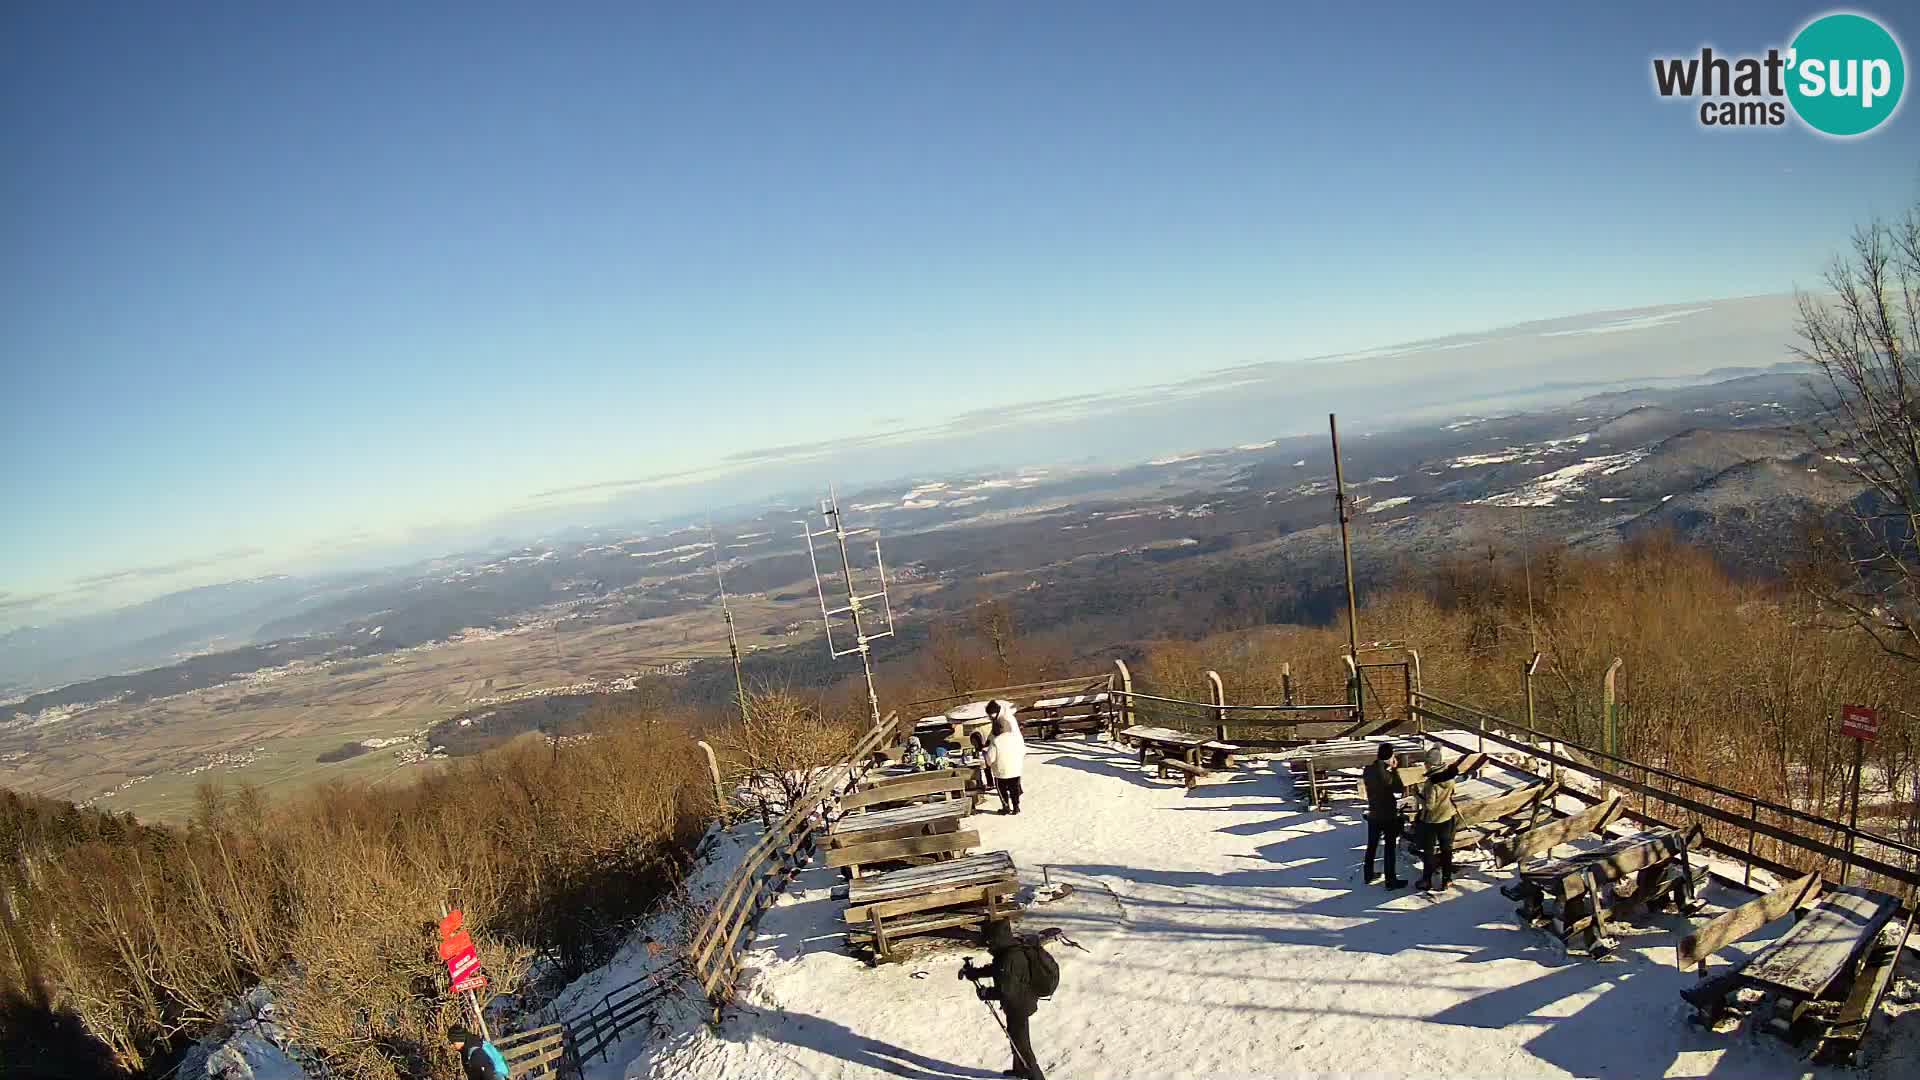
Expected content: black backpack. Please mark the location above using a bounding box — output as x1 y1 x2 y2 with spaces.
1021 942 1059 998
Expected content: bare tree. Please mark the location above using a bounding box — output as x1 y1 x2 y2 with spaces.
1798 199 1920 663
712 688 856 820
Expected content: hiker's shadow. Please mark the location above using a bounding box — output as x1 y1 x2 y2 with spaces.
728 1007 1001 1080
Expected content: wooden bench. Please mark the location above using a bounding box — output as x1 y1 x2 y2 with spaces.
827 828 982 880
843 851 1022 962
1502 822 1703 956
1679 881 1903 1055
1156 756 1208 789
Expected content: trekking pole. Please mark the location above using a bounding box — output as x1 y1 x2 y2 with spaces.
977 995 1036 1077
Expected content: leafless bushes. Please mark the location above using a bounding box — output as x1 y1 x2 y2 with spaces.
1142 535 1920 847
3 714 711 1079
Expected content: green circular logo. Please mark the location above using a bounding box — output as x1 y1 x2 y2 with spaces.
1787 13 1906 137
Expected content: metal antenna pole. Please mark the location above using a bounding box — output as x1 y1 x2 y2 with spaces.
798 485 895 731
710 525 750 726
827 493 883 729
1329 413 1364 718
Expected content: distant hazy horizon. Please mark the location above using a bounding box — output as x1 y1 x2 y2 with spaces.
5 3 1912 625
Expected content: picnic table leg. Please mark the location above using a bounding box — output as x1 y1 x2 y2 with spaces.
1583 867 1615 957
870 908 890 965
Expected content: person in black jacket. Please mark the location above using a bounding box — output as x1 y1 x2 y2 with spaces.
970 920 1047 1080
1360 743 1408 888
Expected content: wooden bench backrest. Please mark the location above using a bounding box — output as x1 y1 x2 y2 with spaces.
1504 794 1623 864
839 774 967 812
826 828 982 869
858 767 971 792
1677 871 1823 971
850 881 1018 923
1456 780 1558 829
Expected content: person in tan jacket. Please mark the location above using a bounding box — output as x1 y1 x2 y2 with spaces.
1415 746 1470 892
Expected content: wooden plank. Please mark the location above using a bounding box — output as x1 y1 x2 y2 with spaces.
839 774 967 812
847 851 1015 906
846 906 1023 941
1821 906 1914 1056
1456 781 1556 829
858 767 971 791
1677 872 1823 971
830 800 967 839
1502 795 1623 864
849 882 1018 923
1741 886 1901 1000
827 817 962 849
826 829 981 868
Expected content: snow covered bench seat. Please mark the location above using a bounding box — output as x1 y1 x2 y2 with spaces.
829 799 970 849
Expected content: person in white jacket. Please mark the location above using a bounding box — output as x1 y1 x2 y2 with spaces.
985 715 1026 815
986 699 1020 739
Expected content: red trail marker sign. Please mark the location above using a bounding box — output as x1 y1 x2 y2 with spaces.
1841 705 1878 741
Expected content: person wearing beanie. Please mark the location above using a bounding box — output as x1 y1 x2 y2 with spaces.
446 1024 509 1080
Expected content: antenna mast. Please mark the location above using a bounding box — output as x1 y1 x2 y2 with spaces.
1329 414 1364 718
710 525 750 725
798 485 896 729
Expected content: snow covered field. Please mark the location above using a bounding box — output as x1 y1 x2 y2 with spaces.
621 741 1918 1080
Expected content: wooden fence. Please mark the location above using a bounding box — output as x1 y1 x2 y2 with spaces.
684 711 904 1015
563 960 689 1065
1414 691 1920 899
495 1023 575 1079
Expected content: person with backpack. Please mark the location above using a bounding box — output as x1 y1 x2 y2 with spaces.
984 716 1026 815
445 1025 509 1080
1359 742 1408 889
963 919 1056 1079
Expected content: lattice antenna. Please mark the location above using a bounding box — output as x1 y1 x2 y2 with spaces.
796 484 895 728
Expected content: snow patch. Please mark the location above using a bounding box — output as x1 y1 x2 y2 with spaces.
1367 496 1414 513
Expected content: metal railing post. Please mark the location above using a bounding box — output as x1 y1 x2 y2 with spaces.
1744 797 1759 888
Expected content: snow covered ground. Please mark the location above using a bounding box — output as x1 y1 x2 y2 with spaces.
620 740 1918 1079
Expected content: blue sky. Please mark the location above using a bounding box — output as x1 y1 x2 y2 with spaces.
2 2 1916 621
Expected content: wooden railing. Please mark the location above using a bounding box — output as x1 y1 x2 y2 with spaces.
901 673 1116 720
496 1023 575 1079
563 960 688 1065
684 712 903 1016
1414 691 1920 899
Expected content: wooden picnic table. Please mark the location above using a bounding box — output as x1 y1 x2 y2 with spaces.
1118 725 1239 767
1506 824 1703 956
1279 736 1424 807
1026 692 1111 738
843 850 1022 962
